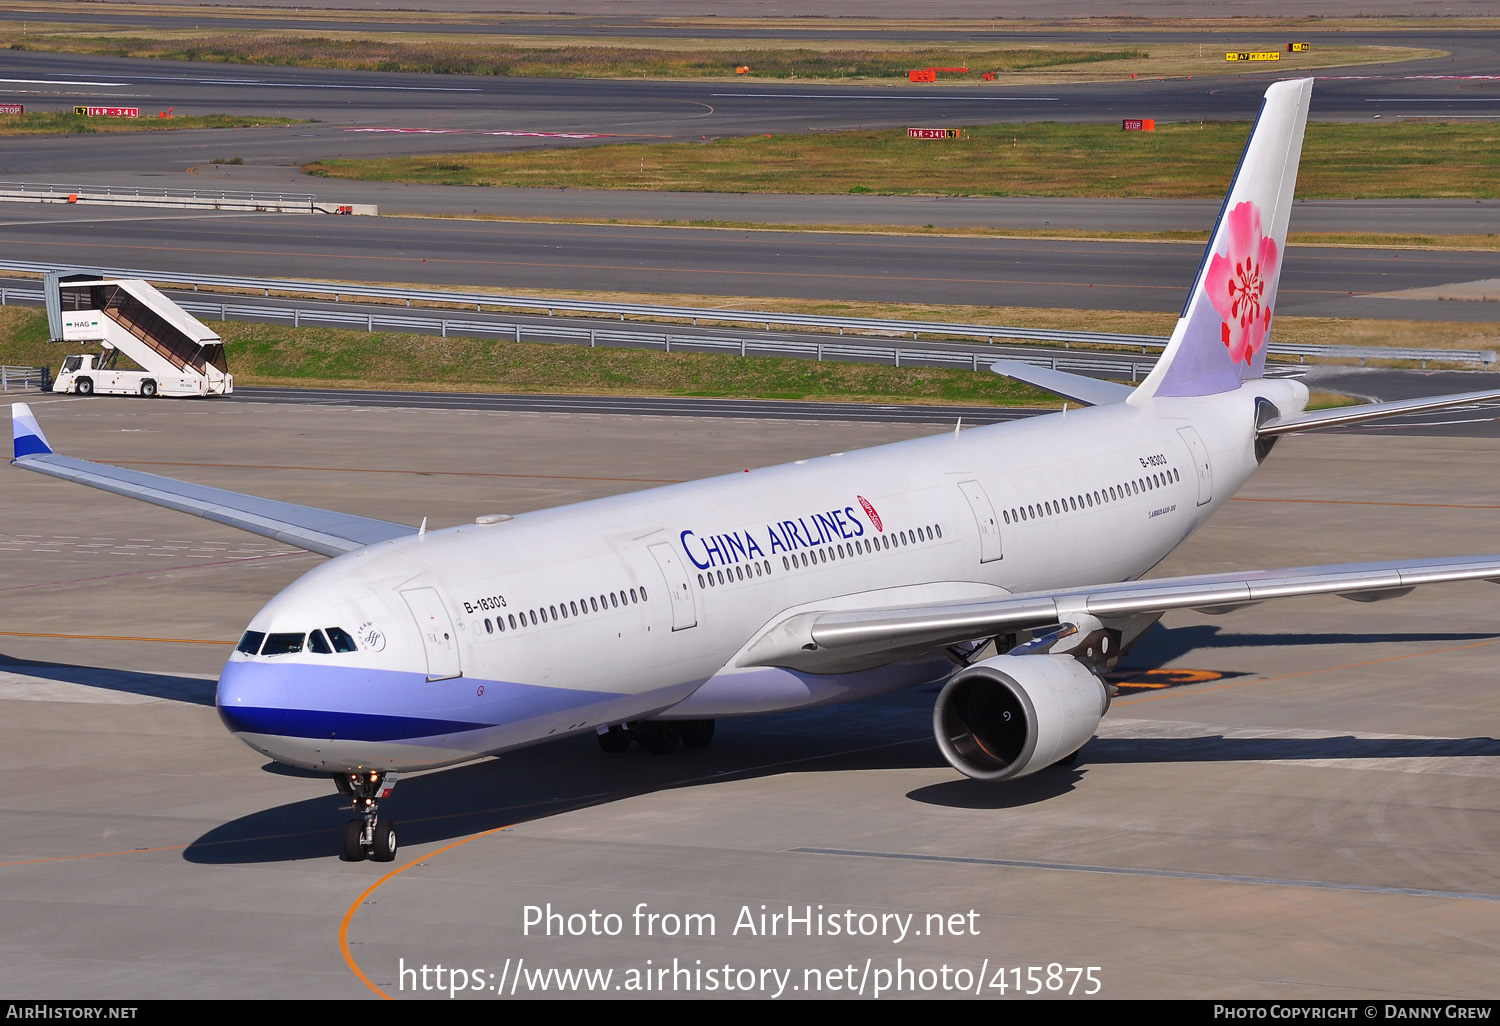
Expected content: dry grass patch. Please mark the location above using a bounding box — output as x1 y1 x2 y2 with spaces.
306 120 1500 200
0 110 307 135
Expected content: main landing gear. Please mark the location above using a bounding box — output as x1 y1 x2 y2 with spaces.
335 770 400 862
596 719 715 755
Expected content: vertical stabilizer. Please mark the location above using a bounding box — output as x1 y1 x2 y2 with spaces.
1133 79 1312 401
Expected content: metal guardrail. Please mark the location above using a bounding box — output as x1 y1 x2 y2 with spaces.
0 259 1166 349
0 282 1487 373
4 260 1494 366
175 299 1164 380
0 183 316 213
1 365 49 391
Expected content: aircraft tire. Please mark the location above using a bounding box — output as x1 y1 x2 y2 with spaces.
371 818 398 862
639 722 680 755
342 819 367 862
681 720 715 749
597 726 632 753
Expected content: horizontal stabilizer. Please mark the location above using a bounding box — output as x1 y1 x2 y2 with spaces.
10 404 414 557
1258 387 1500 436
990 360 1134 406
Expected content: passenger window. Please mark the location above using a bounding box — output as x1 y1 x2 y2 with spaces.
640 586 648 601
236 630 266 656
309 629 333 654
483 619 493 635
508 614 517 630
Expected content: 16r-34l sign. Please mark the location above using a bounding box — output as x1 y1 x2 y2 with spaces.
908 128 960 139
73 105 139 118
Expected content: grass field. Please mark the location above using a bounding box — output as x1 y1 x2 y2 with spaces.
0 308 1051 406
306 120 1500 200
0 111 308 135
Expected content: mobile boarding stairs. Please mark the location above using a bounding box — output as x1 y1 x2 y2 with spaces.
46 271 233 397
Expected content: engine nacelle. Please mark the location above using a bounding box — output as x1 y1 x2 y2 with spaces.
933 653 1110 781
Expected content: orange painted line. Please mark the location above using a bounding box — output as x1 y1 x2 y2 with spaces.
1115 638 1500 706
0 630 231 644
112 459 683 485
1232 497 1500 510
340 825 515 1000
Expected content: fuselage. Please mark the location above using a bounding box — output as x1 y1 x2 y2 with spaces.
216 378 1308 773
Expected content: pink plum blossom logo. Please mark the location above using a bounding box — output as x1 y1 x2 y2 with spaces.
1205 201 1279 365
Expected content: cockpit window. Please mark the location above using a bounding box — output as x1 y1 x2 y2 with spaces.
324 627 358 652
236 630 266 655
308 629 332 655
261 632 306 656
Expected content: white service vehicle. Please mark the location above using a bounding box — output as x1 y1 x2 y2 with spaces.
46 274 233 398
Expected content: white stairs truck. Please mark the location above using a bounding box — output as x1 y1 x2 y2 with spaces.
46 272 233 397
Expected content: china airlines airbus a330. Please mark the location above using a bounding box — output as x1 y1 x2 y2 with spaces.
12 79 1500 863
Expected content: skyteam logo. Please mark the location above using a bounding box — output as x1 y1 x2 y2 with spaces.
680 499 873 571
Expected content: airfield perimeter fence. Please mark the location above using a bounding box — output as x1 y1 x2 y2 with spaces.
0 261 1492 372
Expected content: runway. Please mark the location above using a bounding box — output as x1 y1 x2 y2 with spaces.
1 42 1498 179
1 394 1497 998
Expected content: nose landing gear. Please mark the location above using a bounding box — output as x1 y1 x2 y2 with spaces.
335 770 400 862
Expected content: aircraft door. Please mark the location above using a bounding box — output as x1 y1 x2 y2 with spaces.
1176 426 1214 506
957 480 1003 563
401 586 462 681
649 541 698 631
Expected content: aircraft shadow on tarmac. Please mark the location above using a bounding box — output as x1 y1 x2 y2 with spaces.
184 696 955 865
0 655 216 706
1124 624 1500 665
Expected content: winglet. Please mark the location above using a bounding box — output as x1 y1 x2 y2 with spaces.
11 403 53 460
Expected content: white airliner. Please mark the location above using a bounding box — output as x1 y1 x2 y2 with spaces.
11 79 1500 863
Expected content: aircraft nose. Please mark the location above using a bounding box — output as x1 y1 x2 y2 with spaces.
215 660 292 737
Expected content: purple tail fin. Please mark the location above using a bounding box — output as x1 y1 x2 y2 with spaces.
1135 78 1312 400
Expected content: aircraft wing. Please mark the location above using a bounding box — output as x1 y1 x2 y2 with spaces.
742 555 1500 672
10 403 415 557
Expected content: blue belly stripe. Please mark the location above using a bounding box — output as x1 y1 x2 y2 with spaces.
218 704 489 742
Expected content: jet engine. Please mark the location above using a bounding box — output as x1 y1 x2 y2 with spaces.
933 653 1110 781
